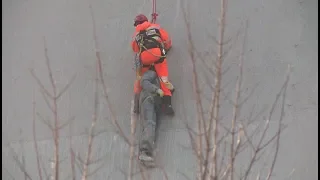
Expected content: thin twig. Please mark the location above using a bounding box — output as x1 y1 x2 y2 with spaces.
128 99 138 180
266 65 291 180
81 31 100 180
210 1 228 179
242 65 291 180
87 4 133 179
229 19 247 180
32 95 43 180
69 122 76 180
89 2 130 146
43 37 60 180
9 146 33 180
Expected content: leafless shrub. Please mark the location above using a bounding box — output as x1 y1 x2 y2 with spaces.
180 0 291 180
11 30 100 180
9 33 100 180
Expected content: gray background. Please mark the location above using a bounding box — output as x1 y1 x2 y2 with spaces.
2 0 318 179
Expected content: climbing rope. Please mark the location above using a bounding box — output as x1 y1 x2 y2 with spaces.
151 0 158 23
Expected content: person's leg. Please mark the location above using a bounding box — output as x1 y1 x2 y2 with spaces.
133 65 151 114
139 93 157 159
154 60 175 115
140 49 174 92
140 50 174 115
155 59 174 92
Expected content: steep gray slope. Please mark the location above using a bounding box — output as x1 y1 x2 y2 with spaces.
2 0 318 179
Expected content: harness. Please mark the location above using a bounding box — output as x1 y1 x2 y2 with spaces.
135 28 166 68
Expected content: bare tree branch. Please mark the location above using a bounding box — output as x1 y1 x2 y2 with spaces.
9 146 33 180
266 65 291 180
68 123 76 180
32 95 43 180
81 31 100 180
3 167 16 180
209 0 228 179
229 18 248 180
42 37 60 180
56 74 76 100
242 65 291 180
181 2 206 177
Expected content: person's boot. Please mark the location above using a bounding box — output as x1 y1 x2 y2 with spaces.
138 142 155 167
162 95 174 116
133 93 140 114
138 150 155 168
138 149 154 162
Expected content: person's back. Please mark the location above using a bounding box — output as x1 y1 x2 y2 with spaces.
131 21 172 53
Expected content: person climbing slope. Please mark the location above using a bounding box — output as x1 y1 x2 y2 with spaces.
131 14 174 115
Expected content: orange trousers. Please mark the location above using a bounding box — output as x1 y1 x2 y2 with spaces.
133 48 172 96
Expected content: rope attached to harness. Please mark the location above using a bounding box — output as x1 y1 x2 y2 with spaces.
139 43 166 58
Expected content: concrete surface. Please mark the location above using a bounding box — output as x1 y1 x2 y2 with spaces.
2 0 318 179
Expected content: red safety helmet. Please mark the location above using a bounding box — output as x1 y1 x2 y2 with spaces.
134 14 148 27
